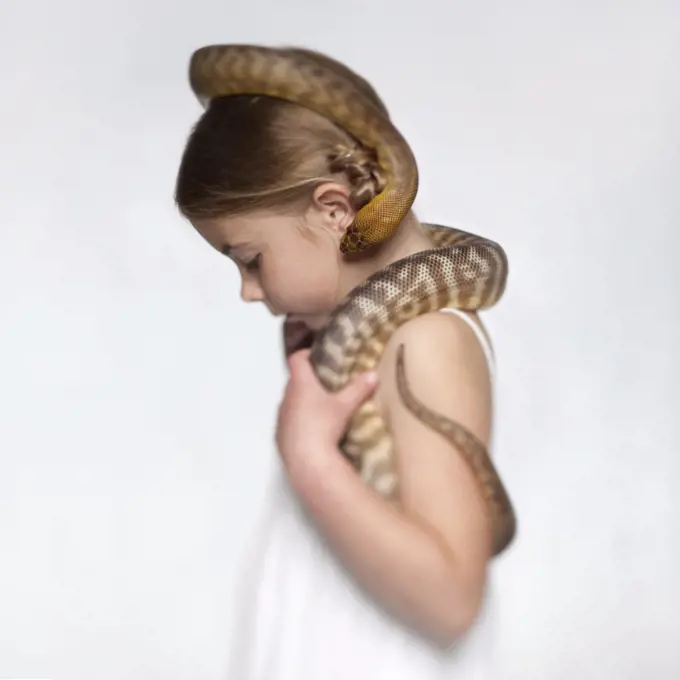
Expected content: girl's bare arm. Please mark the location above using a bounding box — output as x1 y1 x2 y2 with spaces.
286 312 495 646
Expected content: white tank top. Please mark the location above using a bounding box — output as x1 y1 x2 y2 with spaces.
439 308 495 378
228 307 498 679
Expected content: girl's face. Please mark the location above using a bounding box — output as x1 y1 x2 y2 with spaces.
191 185 357 329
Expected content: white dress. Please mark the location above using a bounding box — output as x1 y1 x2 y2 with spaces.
228 309 499 679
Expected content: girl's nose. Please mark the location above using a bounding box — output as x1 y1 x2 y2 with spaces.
240 276 265 303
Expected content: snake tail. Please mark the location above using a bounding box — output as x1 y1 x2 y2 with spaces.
395 343 517 555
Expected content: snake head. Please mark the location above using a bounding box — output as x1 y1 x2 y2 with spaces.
340 225 370 254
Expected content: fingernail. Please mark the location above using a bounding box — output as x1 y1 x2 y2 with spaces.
366 371 379 385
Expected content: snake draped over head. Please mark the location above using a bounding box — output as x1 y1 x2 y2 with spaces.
187 44 517 556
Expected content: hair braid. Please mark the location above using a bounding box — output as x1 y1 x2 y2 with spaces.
327 143 388 210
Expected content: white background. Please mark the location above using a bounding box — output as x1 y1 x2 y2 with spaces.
1 0 678 678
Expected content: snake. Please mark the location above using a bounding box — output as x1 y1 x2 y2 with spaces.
188 44 517 556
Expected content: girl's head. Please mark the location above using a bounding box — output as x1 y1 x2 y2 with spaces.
174 48 418 328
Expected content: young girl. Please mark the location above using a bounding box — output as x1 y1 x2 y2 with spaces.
175 46 510 679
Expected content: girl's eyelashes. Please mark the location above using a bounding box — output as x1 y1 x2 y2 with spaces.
224 248 260 272
244 254 260 271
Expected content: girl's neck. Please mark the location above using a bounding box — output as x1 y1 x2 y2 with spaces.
342 211 433 288
299 213 434 332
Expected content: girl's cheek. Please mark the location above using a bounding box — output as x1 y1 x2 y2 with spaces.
260 269 285 308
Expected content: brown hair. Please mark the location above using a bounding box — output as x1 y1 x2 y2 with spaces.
174 48 390 221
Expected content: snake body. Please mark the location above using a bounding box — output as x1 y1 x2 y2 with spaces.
189 44 416 252
189 44 517 556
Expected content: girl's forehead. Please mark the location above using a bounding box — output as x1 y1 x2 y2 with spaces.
204 210 289 234
193 214 256 243
193 211 296 251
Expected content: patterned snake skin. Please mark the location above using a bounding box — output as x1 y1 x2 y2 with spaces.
188 44 516 556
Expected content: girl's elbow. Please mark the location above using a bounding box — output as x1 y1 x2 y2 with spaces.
429 578 485 648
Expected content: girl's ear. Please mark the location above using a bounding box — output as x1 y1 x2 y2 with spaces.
310 182 355 236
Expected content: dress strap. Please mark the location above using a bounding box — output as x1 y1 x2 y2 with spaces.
438 309 495 380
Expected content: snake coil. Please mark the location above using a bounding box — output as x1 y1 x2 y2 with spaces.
188 44 517 555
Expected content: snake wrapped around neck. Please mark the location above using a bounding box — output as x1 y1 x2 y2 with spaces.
188 43 517 556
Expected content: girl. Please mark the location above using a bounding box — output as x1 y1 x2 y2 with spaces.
175 47 508 679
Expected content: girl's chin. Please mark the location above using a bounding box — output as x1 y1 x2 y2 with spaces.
285 313 328 331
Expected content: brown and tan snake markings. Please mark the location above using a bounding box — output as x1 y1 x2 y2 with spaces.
189 43 517 556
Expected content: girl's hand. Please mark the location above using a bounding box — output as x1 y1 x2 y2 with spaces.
275 349 379 471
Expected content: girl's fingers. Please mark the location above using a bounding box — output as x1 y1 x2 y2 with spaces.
335 371 380 412
286 348 312 377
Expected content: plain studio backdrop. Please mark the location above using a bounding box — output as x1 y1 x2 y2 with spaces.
1 0 678 678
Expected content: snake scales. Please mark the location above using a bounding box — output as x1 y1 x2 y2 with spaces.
189 44 517 556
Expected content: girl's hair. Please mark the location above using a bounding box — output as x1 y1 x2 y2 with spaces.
174 48 391 220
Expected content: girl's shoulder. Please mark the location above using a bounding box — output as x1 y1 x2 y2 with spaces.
375 309 494 413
